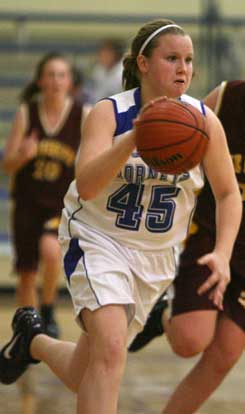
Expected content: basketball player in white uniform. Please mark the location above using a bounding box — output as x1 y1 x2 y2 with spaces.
59 87 206 343
0 20 241 414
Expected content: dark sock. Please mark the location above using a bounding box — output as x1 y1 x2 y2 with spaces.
40 304 54 319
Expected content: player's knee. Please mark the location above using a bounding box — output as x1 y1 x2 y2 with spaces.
45 249 61 265
170 333 207 357
95 336 127 373
40 235 61 261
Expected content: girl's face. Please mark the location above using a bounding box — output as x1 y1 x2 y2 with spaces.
38 58 72 98
139 34 194 99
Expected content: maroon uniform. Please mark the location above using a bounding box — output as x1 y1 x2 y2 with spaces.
11 99 83 272
12 99 82 209
173 81 245 331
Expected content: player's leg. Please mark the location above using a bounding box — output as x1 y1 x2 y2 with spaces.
31 329 89 392
29 304 129 413
18 366 37 414
162 315 245 414
17 271 38 307
165 310 218 357
0 307 89 392
39 232 61 338
162 269 245 413
13 201 40 307
58 221 136 412
164 235 223 356
76 305 128 414
40 233 61 304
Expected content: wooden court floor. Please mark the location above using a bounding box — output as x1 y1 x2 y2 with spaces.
0 298 245 414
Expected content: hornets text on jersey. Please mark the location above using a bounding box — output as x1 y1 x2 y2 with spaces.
61 87 206 251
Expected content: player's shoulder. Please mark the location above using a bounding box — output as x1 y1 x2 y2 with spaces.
220 80 245 103
215 80 245 114
106 88 140 114
180 94 205 115
225 80 245 94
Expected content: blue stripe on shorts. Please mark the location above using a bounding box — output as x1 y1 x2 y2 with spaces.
64 238 83 283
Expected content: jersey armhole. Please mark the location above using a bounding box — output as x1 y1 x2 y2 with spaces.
214 81 227 115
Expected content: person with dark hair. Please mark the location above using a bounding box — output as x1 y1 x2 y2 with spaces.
0 20 241 414
90 38 125 103
129 80 245 414
2 52 90 338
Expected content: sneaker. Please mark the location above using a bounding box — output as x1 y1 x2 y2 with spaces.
128 295 168 352
40 304 60 339
0 307 44 384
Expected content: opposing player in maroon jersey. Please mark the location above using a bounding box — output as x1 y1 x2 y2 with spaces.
2 52 90 338
129 80 245 414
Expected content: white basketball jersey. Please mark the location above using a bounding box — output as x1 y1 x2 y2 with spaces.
61 88 206 251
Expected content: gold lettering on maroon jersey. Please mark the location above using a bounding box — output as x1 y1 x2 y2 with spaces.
33 159 62 181
232 154 245 174
37 140 76 167
238 183 245 201
44 217 60 230
238 291 245 309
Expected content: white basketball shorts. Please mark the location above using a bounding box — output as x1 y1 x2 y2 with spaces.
59 214 181 344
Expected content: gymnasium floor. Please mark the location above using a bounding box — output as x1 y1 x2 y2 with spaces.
0 298 245 414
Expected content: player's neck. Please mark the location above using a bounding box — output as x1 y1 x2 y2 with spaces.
41 95 70 114
141 86 168 106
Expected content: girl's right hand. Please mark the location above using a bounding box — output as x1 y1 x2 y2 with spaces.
132 96 169 144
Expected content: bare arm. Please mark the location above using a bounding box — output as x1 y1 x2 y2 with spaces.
198 106 242 307
2 105 38 174
76 99 136 200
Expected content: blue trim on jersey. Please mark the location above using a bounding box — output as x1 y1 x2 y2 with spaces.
179 94 206 116
107 90 205 139
64 238 83 284
200 101 206 115
134 87 141 108
107 87 141 136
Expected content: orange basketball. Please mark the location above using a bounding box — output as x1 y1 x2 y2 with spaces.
135 98 209 175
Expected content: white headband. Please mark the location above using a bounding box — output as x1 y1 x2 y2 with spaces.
138 24 183 56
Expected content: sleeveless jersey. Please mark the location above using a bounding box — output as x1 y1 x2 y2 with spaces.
63 87 205 251
12 99 82 210
194 80 245 273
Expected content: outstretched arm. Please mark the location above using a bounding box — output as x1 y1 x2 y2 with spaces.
197 106 242 308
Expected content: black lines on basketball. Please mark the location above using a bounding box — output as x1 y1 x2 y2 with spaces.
135 98 209 174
